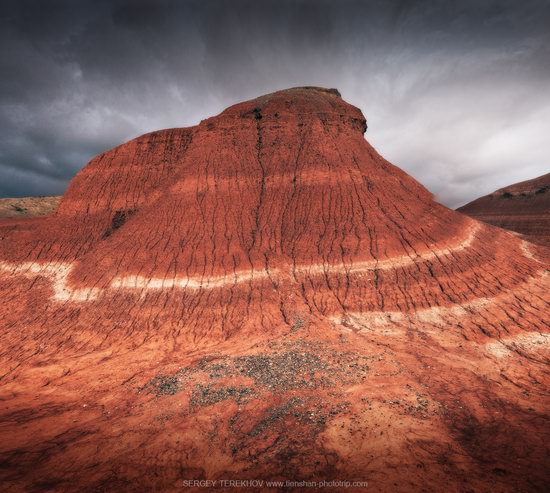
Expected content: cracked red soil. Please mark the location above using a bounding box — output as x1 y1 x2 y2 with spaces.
0 87 549 492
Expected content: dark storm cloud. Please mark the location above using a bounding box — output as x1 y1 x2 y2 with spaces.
1 0 549 206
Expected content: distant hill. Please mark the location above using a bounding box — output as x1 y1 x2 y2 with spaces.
458 172 550 246
0 196 61 218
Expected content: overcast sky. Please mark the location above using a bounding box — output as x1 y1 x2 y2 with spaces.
1 0 549 207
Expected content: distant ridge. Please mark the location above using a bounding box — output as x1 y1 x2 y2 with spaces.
0 195 61 218
458 172 550 246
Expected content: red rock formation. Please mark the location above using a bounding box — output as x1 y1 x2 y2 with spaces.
458 172 550 246
0 87 549 492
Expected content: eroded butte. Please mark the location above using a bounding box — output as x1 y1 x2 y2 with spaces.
0 87 549 492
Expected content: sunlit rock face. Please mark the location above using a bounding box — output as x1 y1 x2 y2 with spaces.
1 87 548 492
459 172 550 247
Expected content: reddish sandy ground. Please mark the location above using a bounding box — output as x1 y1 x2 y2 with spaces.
0 88 549 492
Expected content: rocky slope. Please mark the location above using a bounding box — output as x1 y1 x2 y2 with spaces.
458 172 550 246
0 87 548 492
0 195 60 218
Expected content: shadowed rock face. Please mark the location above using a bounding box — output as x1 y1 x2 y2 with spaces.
458 172 550 246
0 87 549 492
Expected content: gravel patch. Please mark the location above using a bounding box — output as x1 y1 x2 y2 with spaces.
190 384 255 408
141 340 371 400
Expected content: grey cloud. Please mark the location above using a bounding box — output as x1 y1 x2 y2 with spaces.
0 0 549 207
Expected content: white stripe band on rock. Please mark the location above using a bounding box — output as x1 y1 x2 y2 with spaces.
0 221 484 302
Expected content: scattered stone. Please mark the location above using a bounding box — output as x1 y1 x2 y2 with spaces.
190 384 255 408
144 375 181 396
